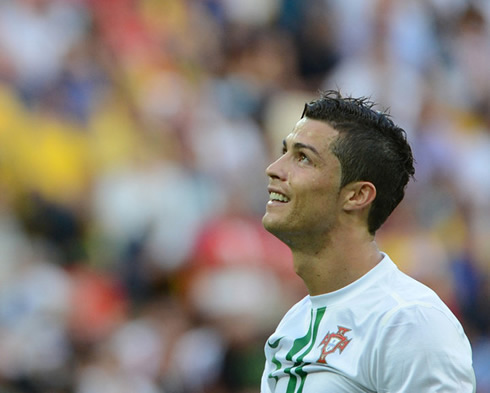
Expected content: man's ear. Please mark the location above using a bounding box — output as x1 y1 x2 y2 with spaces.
341 181 376 212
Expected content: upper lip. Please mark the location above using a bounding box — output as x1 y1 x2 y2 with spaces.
267 186 289 199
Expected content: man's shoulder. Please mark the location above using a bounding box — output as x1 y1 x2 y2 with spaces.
370 255 445 305
372 265 469 349
341 258 464 337
380 263 451 313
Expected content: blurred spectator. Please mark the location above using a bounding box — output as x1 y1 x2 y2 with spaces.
0 0 89 107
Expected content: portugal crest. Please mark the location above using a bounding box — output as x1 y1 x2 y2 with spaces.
318 325 352 364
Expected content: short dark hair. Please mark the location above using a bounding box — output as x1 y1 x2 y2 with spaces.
302 90 415 234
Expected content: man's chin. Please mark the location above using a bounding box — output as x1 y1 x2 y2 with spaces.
262 216 271 231
262 215 286 237
262 213 277 235
262 221 296 249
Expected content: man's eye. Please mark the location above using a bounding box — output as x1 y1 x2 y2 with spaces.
298 152 309 163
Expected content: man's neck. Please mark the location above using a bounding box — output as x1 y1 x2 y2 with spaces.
290 227 383 296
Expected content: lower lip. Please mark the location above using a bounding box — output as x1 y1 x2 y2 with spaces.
267 200 288 206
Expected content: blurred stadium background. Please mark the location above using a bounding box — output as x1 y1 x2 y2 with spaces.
0 0 489 392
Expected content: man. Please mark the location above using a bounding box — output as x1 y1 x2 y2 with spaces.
261 90 476 392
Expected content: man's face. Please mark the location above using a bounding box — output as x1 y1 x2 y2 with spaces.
262 118 343 244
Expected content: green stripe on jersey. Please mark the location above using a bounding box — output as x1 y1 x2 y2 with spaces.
284 307 326 393
286 308 315 362
269 337 284 382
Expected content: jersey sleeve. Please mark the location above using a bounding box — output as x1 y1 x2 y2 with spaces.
373 304 476 393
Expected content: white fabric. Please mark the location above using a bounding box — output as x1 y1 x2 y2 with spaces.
261 254 476 393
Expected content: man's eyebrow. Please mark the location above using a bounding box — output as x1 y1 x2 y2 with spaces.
283 139 321 157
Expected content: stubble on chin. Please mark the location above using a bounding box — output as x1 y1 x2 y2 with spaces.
262 215 296 247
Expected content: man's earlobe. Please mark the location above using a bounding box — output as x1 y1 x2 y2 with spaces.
343 182 376 211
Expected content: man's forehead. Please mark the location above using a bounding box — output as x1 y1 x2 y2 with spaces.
285 118 338 146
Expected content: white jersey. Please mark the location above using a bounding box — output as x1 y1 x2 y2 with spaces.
261 254 476 393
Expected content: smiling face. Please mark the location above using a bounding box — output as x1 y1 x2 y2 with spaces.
263 118 343 246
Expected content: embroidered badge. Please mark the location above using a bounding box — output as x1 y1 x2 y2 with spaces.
318 325 352 363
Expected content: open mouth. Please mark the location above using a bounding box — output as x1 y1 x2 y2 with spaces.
269 192 290 203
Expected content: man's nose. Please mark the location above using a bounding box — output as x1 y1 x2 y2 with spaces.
266 155 287 180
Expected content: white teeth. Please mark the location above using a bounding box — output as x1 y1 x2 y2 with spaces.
269 192 290 202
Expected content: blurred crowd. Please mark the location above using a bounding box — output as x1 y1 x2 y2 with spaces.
0 0 489 392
